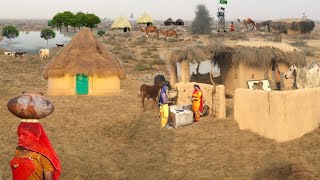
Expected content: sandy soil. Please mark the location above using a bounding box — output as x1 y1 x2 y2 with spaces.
0 25 319 179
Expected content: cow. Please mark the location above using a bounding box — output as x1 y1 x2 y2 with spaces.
39 48 50 60
56 44 64 48
139 84 162 111
285 64 320 89
4 51 16 56
14 52 27 58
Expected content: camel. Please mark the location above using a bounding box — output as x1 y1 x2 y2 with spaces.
285 64 320 89
237 18 256 31
138 26 159 39
159 29 178 41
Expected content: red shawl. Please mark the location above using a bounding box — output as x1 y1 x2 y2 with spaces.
17 123 61 180
193 86 204 112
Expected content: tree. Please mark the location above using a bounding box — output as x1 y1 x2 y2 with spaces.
61 11 74 32
84 13 101 31
40 29 56 48
191 4 213 35
52 13 64 32
2 26 19 49
97 30 105 37
75 12 86 30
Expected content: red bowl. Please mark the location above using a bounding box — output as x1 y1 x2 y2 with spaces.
7 91 54 119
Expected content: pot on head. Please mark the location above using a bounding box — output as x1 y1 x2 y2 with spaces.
7 91 54 119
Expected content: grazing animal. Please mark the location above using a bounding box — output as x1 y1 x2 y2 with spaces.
14 52 26 58
39 48 50 60
139 84 162 111
252 81 264 90
4 51 16 56
138 26 159 39
285 64 320 89
56 44 64 48
159 29 178 41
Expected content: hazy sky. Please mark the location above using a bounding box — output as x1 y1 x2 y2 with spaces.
0 0 319 21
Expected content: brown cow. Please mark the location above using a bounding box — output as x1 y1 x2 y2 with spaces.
139 84 161 111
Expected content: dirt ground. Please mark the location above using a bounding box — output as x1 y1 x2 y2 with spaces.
0 23 320 179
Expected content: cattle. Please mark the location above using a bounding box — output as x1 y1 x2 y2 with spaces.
56 44 64 48
39 48 50 60
4 51 16 56
285 64 320 89
14 52 27 58
139 84 162 111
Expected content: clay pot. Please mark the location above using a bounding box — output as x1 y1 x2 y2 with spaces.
7 91 54 119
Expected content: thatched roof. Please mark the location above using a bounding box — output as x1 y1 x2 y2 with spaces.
42 28 126 80
208 41 305 68
163 41 306 68
164 18 175 25
137 12 153 24
162 44 209 64
111 17 131 29
176 19 184 23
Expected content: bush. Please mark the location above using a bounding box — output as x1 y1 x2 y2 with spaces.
152 59 165 65
290 40 307 47
135 63 153 71
97 30 105 37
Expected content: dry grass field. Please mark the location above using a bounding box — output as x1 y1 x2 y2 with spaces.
0 22 319 179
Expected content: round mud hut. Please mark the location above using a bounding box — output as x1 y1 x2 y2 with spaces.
205 41 306 95
137 12 153 26
42 28 126 96
175 19 184 26
164 18 175 26
111 17 131 32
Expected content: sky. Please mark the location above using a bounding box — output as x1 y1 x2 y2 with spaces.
0 0 319 21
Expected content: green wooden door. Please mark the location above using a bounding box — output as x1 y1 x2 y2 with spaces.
76 74 88 95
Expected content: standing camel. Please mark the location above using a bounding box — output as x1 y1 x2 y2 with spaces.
159 29 178 41
237 18 257 31
138 26 159 39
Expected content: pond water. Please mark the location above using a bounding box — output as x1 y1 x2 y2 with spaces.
176 60 220 76
0 31 73 54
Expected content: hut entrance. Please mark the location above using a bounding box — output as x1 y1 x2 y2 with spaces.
147 22 152 26
124 27 129 32
76 74 89 95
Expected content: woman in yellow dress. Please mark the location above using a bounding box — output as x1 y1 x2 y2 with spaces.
190 84 203 123
159 83 174 128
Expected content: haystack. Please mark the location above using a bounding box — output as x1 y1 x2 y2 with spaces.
42 28 126 96
137 12 153 26
111 17 131 32
205 41 306 94
176 19 184 26
164 18 175 26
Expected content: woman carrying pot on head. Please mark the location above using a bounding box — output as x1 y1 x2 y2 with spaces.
159 81 174 128
190 84 204 124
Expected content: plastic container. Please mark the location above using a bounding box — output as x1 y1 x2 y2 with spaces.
7 91 54 119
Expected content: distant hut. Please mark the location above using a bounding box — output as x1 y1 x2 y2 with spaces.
176 19 184 26
42 28 126 96
205 41 305 94
164 18 175 26
270 19 315 35
163 41 306 95
111 17 131 32
137 12 153 26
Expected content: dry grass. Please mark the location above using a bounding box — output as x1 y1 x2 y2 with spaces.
0 23 319 179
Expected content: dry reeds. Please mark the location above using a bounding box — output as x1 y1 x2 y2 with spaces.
42 28 126 80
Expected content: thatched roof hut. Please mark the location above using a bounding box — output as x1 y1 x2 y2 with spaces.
164 18 175 26
269 19 315 35
163 41 306 94
43 28 126 96
137 12 153 26
176 19 184 26
111 17 131 32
